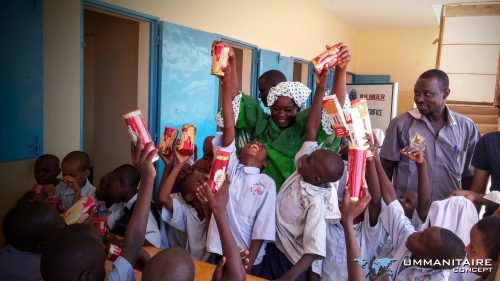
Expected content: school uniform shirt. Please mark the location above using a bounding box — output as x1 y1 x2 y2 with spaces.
106 203 125 230
124 194 162 248
380 200 450 281
107 256 134 281
322 208 385 281
166 193 188 249
380 107 480 201
0 245 42 281
161 198 210 261
206 137 276 265
54 179 96 210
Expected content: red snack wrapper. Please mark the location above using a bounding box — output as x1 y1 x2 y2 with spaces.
346 146 366 201
91 217 108 236
209 150 230 193
105 243 122 261
62 197 97 225
47 198 62 212
159 126 178 156
322 95 349 137
211 43 230 77
311 46 340 75
351 99 373 157
177 124 196 156
123 109 159 162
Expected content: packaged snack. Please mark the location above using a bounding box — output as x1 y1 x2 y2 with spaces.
344 108 366 148
159 126 178 156
105 243 122 261
208 150 230 193
346 146 367 201
62 197 97 225
351 99 374 156
47 198 62 213
322 95 349 137
177 124 196 156
91 217 108 236
211 43 230 77
311 45 340 75
123 109 159 162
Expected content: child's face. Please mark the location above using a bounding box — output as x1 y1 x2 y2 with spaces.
61 161 89 187
270 96 299 129
239 141 267 168
106 177 123 203
298 150 338 186
398 192 417 219
182 172 208 204
202 136 215 158
35 160 60 185
465 225 490 269
405 226 443 259
95 174 111 202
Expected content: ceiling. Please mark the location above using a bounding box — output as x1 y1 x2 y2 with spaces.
315 0 496 31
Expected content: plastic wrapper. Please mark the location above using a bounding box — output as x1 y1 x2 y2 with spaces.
344 108 367 148
177 124 196 156
47 198 62 213
92 217 108 236
105 243 122 261
209 150 230 192
211 43 230 77
123 109 159 162
351 99 373 157
311 46 340 75
322 95 349 137
346 146 367 201
62 197 97 225
159 126 178 156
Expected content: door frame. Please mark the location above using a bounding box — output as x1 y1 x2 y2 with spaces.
81 0 160 148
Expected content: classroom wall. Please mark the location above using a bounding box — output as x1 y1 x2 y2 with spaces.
354 28 439 115
102 0 360 69
0 0 81 244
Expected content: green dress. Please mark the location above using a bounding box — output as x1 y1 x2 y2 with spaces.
232 94 341 189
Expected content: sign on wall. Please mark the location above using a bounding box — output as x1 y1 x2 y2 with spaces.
347 83 398 131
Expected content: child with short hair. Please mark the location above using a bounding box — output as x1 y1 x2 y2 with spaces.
372 151 466 280
18 154 61 203
466 216 500 281
157 147 212 261
107 164 162 248
263 54 347 281
51 151 96 210
0 201 63 280
95 172 125 231
206 42 276 275
41 137 158 281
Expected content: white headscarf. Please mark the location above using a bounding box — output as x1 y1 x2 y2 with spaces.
267 81 312 111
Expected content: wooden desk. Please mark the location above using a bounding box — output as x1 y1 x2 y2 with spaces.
105 247 266 281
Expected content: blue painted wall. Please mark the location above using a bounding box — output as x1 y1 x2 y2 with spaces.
0 0 43 162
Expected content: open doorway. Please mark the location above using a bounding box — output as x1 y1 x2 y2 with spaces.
83 7 151 184
293 61 309 85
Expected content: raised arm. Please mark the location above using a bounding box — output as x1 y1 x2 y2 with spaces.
341 188 371 281
305 65 329 141
204 175 246 281
365 136 381 226
373 156 397 204
157 147 190 213
214 41 239 147
330 43 351 106
121 137 157 265
400 146 431 221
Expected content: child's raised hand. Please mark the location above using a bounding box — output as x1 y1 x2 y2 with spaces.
174 145 191 165
239 246 250 270
340 187 372 224
43 184 56 197
400 146 425 164
333 43 351 70
202 174 230 215
158 150 174 168
315 64 330 88
131 136 157 181
195 185 212 222
62 176 80 192
364 133 379 158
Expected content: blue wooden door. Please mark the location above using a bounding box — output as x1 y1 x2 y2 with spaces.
0 0 43 162
158 22 220 161
257 49 294 109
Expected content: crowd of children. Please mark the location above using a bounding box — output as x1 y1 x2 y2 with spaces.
1 40 499 281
